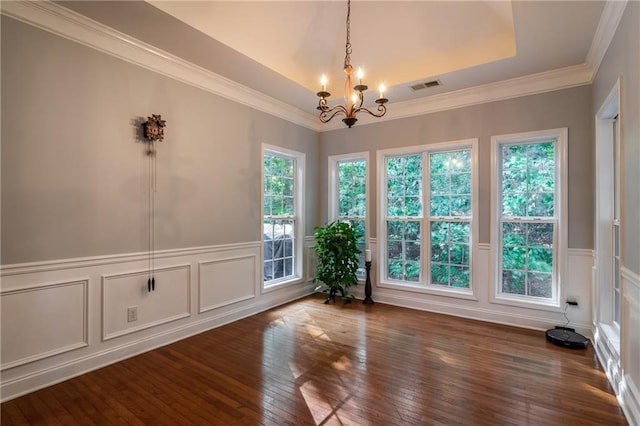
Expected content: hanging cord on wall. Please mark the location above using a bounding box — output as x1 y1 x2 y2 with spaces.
562 302 570 327
148 141 156 292
142 113 165 293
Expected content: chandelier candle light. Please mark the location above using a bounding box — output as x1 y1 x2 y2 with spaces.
317 0 388 128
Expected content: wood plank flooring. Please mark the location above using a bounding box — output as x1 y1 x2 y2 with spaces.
2 294 628 425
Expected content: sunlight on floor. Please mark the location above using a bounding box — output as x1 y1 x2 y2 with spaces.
299 380 341 425
288 361 308 379
580 382 620 403
331 354 353 372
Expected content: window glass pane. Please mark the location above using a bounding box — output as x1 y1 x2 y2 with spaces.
264 154 295 217
387 155 422 217
430 221 470 288
501 222 554 298
430 150 471 217
386 220 421 282
338 160 366 217
502 270 526 295
501 142 555 217
263 219 295 282
528 272 552 298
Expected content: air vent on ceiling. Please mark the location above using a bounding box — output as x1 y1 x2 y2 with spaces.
410 80 442 91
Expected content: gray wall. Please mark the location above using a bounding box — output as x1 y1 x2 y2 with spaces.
592 0 640 273
1 16 318 264
319 86 594 248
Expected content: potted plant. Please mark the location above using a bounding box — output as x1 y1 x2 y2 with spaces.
313 221 361 303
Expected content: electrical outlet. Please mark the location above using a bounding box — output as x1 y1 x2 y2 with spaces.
127 306 138 322
566 295 580 307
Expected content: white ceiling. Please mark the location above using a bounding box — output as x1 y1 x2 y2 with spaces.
51 0 609 128
144 0 604 109
148 1 517 92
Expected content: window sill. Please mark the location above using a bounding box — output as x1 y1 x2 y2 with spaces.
491 294 561 312
378 280 477 300
262 276 305 294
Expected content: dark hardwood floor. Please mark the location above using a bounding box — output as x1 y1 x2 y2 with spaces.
2 294 627 425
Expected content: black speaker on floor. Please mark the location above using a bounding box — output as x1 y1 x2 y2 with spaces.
545 326 589 349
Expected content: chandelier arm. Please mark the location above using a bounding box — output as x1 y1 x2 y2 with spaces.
319 105 349 123
353 104 387 118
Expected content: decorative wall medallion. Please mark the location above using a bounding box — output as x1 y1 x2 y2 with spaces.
142 114 166 142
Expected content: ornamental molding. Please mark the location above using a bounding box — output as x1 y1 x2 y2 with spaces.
1 0 627 132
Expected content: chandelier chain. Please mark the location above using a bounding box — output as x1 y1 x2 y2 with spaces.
344 0 352 69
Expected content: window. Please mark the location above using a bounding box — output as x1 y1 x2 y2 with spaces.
612 115 621 326
491 129 567 307
386 154 423 282
595 80 621 342
429 151 472 289
378 140 477 296
328 153 368 279
262 145 305 288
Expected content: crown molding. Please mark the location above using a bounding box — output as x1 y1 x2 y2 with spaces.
0 0 322 132
1 0 627 134
586 0 628 78
319 63 593 131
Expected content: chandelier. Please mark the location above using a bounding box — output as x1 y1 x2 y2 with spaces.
316 0 388 128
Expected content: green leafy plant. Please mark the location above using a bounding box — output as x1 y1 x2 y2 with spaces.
313 221 361 303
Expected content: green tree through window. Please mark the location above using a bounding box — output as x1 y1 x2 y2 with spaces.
337 160 367 278
500 142 555 298
429 150 472 288
386 155 422 282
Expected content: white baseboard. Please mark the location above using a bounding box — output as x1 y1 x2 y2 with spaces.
373 289 592 336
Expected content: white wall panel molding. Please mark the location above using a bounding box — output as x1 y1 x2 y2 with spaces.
305 239 318 283
621 267 640 425
102 264 191 340
1 242 261 277
198 255 257 313
594 266 640 425
0 241 315 402
621 374 640 426
1 280 88 370
0 1 319 131
1 278 314 402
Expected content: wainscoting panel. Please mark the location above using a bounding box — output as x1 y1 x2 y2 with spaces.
1 280 88 370
102 265 191 340
305 236 317 283
0 242 316 402
621 268 640 425
199 255 256 313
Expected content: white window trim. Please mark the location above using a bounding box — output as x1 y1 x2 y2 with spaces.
594 78 622 337
328 152 370 281
261 144 306 292
490 128 568 311
377 139 479 300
